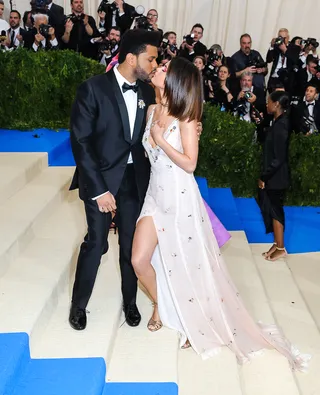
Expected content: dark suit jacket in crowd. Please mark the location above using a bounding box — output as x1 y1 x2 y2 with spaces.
179 40 207 62
69 70 156 202
104 2 136 34
261 113 290 190
24 27 60 50
291 100 320 134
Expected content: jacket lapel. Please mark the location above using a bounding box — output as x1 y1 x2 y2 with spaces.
108 70 132 144
131 85 145 145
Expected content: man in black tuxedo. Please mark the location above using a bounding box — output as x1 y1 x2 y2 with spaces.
99 0 135 35
69 29 161 330
292 83 320 135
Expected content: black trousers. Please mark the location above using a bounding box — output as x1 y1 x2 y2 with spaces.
72 164 141 309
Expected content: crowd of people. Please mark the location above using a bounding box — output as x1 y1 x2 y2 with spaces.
1 0 320 137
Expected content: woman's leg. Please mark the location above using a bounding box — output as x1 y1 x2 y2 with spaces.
267 219 287 261
132 216 161 327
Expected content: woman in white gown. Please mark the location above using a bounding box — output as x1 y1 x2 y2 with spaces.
131 57 310 370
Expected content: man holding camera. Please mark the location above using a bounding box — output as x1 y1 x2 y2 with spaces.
234 71 266 123
96 26 121 66
159 31 177 64
266 29 298 95
24 13 58 51
232 34 268 92
179 23 207 62
61 0 99 59
98 0 135 35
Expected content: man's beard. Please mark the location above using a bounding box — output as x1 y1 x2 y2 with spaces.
134 63 155 83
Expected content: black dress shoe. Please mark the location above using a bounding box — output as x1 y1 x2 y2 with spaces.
69 304 87 330
123 303 141 327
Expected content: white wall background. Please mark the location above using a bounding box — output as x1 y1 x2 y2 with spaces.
3 0 320 57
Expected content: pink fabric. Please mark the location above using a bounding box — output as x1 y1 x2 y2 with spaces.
203 199 231 248
106 53 119 72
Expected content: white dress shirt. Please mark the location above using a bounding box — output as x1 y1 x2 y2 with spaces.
272 53 287 78
92 65 138 200
0 18 10 32
7 26 23 48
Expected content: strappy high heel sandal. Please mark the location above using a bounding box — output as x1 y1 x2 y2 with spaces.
265 246 287 262
181 339 191 349
262 242 277 258
147 302 163 332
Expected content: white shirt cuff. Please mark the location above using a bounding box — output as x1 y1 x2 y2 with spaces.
92 191 109 200
32 42 39 51
50 38 58 47
119 11 125 16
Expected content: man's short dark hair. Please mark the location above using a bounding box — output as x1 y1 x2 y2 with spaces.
307 55 318 66
192 23 204 33
118 29 161 64
240 33 251 42
107 26 121 35
306 82 319 93
163 31 176 40
0 0 4 5
10 10 21 19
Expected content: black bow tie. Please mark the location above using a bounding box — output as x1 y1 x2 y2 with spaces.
122 82 139 94
307 102 315 106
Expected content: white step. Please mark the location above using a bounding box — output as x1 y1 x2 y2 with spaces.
106 288 179 383
251 244 320 395
0 166 73 276
178 232 299 395
0 153 47 205
31 233 122 372
0 191 86 345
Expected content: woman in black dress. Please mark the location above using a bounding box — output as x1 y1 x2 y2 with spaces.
257 91 290 261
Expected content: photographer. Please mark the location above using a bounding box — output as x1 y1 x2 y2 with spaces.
233 71 266 122
62 0 100 58
292 83 320 135
97 0 135 35
208 65 235 111
267 30 298 95
146 9 162 36
179 23 207 62
159 31 177 64
94 26 121 66
299 38 319 68
295 55 320 99
24 13 58 51
232 34 268 92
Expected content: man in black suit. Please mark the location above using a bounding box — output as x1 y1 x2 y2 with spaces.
292 83 320 135
5 10 27 49
99 0 135 35
24 13 59 51
69 29 161 330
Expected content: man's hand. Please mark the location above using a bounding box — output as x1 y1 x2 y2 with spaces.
48 26 56 40
114 0 124 12
97 193 117 213
258 179 265 189
65 19 74 33
247 93 257 104
35 33 45 44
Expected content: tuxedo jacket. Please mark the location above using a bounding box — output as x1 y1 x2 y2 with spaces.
295 68 320 98
69 70 156 202
291 100 320 134
104 3 135 34
261 113 290 190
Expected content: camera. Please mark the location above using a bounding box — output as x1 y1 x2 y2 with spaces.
160 38 177 53
301 38 319 49
0 30 7 42
39 23 51 37
97 0 117 13
183 33 196 46
248 54 266 69
65 13 84 24
99 38 117 53
274 36 285 46
135 15 153 31
234 90 252 117
206 48 221 64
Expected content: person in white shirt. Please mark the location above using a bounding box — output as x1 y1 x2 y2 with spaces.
0 0 9 33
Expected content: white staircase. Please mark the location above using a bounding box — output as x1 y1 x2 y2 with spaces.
1 152 320 395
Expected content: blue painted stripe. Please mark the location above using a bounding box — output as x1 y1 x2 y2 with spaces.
103 382 179 395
